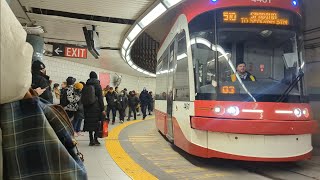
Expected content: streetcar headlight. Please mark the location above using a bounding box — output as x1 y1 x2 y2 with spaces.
227 106 240 116
214 106 221 113
302 108 309 118
213 106 225 115
293 108 302 118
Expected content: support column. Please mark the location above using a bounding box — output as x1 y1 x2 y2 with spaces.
26 34 44 62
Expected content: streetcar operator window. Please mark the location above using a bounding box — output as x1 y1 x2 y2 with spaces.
230 62 256 82
189 8 306 103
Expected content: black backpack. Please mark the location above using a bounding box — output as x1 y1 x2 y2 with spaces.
81 85 97 106
60 89 68 107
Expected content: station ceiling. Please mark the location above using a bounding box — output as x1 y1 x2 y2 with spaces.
8 0 320 76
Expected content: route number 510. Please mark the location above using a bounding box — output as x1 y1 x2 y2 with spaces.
251 0 272 3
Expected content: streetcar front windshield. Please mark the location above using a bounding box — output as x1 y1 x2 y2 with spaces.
190 9 306 102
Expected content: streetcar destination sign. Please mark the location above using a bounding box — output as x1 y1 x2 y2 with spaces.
223 10 290 26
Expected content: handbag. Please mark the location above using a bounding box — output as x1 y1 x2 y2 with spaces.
96 120 109 138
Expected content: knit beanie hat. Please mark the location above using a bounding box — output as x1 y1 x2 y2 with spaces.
74 82 84 90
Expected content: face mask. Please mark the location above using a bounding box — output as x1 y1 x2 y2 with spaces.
1 0 33 104
120 93 124 96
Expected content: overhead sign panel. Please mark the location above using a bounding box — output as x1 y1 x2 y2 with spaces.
222 9 291 26
52 43 87 59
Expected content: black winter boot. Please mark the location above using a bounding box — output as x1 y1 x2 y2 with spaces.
94 138 101 145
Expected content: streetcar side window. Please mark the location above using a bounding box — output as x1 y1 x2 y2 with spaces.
155 52 169 100
175 31 190 101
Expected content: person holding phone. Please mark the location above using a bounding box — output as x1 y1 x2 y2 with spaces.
31 60 53 103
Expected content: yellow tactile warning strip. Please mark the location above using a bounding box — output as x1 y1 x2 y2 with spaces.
105 117 158 180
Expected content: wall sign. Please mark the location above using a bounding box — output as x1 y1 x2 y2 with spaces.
52 43 87 59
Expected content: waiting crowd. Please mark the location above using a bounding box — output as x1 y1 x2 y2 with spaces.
31 60 154 146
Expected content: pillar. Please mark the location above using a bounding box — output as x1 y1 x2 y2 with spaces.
26 34 44 62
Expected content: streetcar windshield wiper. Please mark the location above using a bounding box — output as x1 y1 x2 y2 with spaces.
277 69 304 102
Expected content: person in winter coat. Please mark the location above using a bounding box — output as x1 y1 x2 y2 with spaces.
64 77 80 119
105 87 118 124
139 88 149 120
52 83 60 104
73 82 84 136
148 91 154 115
31 60 53 103
117 90 128 123
127 91 139 121
83 71 106 146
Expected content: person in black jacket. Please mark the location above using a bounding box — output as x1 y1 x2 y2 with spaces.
127 91 139 121
105 87 118 124
117 90 128 123
139 88 149 120
31 60 53 103
147 91 154 115
83 71 106 146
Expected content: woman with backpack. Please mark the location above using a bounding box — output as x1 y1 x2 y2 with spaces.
82 71 105 146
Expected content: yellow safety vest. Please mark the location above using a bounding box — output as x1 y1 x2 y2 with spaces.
231 74 256 82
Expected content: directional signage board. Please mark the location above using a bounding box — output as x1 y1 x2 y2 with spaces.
52 43 87 59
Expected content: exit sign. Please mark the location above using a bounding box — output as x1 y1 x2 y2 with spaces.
52 43 87 59
65 47 87 58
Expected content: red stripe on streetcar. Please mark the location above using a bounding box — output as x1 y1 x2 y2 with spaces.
191 117 318 135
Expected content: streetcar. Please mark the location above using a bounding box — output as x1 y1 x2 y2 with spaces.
155 0 317 162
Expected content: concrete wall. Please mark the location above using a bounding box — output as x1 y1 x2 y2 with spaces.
43 56 156 93
303 0 320 148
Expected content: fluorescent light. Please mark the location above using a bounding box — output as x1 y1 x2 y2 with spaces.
162 0 182 8
150 73 156 77
123 38 130 50
126 48 131 56
121 48 125 57
196 38 211 48
177 53 187 61
242 109 264 113
126 54 131 62
128 60 133 66
128 25 142 41
129 39 136 49
137 68 144 72
139 3 167 28
275 110 293 114
132 64 138 69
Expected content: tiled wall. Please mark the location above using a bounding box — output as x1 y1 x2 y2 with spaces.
43 56 156 93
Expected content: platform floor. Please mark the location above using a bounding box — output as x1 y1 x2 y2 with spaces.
77 117 320 180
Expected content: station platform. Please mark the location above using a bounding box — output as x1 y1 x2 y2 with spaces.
77 117 320 180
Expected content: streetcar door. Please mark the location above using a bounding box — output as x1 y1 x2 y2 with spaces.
166 42 176 141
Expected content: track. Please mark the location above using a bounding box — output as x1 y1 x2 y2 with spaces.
119 119 320 180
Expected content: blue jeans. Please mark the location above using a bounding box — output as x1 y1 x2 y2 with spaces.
73 112 82 132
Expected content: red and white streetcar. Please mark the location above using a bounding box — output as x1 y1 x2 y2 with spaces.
155 0 317 162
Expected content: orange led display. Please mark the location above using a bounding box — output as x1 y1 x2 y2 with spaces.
221 86 236 94
223 10 289 26
223 11 237 22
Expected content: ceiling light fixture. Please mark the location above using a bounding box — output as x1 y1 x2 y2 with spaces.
139 3 167 28
162 0 182 8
